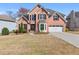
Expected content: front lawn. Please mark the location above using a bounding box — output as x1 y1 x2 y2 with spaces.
68 31 79 34
0 33 78 54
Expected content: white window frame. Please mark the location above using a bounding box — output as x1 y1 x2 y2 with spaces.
39 13 46 20
31 14 36 20
39 23 47 32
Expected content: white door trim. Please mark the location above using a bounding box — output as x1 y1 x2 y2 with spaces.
39 23 47 32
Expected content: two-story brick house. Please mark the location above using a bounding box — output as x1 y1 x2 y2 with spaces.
17 4 66 32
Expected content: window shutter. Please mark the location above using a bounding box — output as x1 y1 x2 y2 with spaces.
34 14 36 20
28 14 29 20
30 15 31 20
38 14 39 20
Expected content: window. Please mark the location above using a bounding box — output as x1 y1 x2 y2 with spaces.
24 24 27 29
66 18 70 20
31 24 35 31
19 24 20 28
32 14 36 20
39 14 46 20
53 15 59 20
40 24 44 30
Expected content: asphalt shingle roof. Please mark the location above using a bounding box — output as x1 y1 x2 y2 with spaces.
0 15 16 22
45 8 65 17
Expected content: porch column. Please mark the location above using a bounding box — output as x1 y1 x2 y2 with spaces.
27 24 30 32
35 14 38 32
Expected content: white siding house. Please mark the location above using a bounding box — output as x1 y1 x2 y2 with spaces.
0 15 16 33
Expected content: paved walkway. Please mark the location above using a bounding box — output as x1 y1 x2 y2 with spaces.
50 32 79 48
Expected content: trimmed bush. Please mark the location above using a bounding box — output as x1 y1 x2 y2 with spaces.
12 30 19 34
12 30 15 33
19 23 23 33
23 29 27 33
2 27 9 35
19 23 26 33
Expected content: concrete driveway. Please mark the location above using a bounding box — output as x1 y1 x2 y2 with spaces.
50 32 79 48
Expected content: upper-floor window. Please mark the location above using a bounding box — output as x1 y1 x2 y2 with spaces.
38 14 46 20
32 14 36 20
53 15 59 20
66 18 70 20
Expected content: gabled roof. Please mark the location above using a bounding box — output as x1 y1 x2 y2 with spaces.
28 4 65 17
28 4 48 14
45 8 65 17
45 9 66 22
19 4 66 22
17 15 29 23
0 15 16 22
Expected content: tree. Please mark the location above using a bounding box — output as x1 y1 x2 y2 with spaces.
6 11 13 17
17 8 29 17
6 11 17 19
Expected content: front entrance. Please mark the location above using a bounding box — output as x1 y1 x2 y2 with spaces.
39 23 47 32
31 24 35 31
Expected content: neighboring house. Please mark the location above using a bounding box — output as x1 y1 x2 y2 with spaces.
17 4 66 32
66 10 79 31
0 15 16 33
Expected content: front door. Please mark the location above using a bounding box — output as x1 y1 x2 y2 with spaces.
31 24 35 31
39 23 46 32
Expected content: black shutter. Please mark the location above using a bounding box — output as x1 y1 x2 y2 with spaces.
27 14 29 20
30 15 31 20
38 14 39 20
34 14 36 20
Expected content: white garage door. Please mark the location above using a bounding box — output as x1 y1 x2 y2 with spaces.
49 27 63 32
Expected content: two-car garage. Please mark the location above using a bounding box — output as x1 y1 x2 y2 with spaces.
49 25 63 32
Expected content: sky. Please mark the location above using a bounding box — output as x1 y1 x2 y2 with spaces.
0 3 79 16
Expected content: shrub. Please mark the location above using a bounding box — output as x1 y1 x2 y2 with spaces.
19 23 26 33
15 30 19 34
12 30 18 34
19 23 24 33
23 29 27 33
12 30 15 33
2 27 9 35
65 28 69 32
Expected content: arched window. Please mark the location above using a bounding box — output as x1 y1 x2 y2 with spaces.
32 14 36 20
